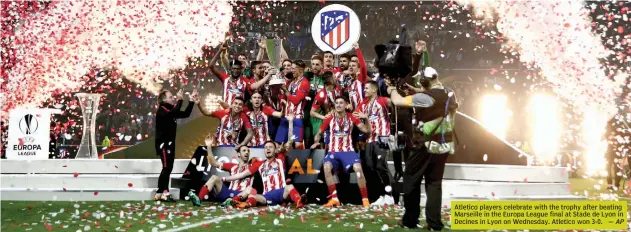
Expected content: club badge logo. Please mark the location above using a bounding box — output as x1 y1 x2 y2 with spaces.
311 4 361 55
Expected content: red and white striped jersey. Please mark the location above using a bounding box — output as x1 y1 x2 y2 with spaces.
219 73 250 105
312 87 341 112
248 158 286 194
347 79 364 107
222 163 253 191
285 77 310 119
211 109 252 146
320 112 362 152
243 106 276 147
356 97 390 143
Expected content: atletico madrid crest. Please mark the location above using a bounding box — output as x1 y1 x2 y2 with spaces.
320 10 350 50
311 4 361 55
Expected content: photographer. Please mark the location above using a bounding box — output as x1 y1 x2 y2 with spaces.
386 64 458 230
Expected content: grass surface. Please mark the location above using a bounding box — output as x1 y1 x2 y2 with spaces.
3 178 631 232
1 200 417 232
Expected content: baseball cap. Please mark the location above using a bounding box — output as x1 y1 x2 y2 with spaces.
423 67 438 78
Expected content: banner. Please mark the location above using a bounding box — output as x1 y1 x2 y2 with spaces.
189 147 357 184
6 109 59 160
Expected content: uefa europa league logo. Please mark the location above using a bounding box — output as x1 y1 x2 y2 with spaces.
19 114 38 135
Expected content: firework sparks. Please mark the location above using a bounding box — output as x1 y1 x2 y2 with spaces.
2 0 233 120
459 0 629 118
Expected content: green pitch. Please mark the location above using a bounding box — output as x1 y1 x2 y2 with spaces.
1 200 426 232
2 179 629 232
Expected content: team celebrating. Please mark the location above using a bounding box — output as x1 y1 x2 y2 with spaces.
155 38 434 209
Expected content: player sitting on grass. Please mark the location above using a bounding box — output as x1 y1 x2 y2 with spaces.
222 114 304 208
190 134 257 206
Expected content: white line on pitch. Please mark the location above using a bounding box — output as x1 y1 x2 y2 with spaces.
162 210 255 232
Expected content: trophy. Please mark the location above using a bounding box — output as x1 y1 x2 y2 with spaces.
75 93 103 159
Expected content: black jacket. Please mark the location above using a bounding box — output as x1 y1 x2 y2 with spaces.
155 100 194 143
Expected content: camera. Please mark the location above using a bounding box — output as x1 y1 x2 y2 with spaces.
374 25 413 88
374 34 414 152
374 42 412 87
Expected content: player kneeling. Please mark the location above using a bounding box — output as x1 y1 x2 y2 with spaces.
222 141 304 208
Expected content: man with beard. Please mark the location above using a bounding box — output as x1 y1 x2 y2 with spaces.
305 56 326 146
354 81 395 206
312 96 372 208
244 92 283 148
198 97 253 148
222 139 304 209
193 135 256 206
342 43 368 109
207 43 250 105
339 54 351 72
310 71 341 149
249 61 271 86
276 60 310 148
309 56 326 94
154 89 199 201
249 61 273 103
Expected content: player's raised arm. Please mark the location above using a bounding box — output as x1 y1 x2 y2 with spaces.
207 43 229 81
204 134 222 168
